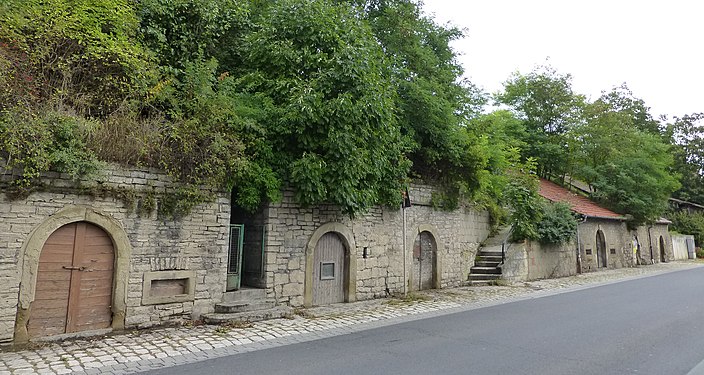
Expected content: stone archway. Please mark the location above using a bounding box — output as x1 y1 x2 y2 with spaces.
407 224 443 290
14 206 132 343
304 223 357 307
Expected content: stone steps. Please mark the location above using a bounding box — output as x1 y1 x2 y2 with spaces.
204 287 292 325
470 266 502 275
214 300 276 314
222 288 267 302
203 306 294 325
469 227 510 285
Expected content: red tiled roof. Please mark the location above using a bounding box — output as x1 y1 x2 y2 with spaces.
538 179 625 220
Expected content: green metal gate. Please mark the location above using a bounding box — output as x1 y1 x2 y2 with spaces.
227 224 244 290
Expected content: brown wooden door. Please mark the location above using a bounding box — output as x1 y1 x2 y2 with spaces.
412 231 435 291
28 222 114 338
312 232 345 305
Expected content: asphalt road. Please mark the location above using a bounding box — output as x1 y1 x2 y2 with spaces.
142 267 704 375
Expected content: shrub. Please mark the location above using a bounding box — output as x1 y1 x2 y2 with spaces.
0 107 102 190
537 202 577 244
668 210 704 248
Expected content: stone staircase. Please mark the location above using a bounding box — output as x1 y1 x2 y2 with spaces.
468 226 512 286
203 287 293 324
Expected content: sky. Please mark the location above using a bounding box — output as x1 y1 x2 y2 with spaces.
420 0 703 119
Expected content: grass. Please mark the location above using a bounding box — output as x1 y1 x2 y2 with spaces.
384 293 430 306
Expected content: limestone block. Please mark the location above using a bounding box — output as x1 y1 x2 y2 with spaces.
281 283 301 297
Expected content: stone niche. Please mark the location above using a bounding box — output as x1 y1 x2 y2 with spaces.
142 270 196 305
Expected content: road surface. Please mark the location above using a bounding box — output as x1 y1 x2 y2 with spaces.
142 267 704 375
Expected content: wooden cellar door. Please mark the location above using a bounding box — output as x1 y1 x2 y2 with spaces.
412 231 435 291
28 222 114 338
312 232 346 305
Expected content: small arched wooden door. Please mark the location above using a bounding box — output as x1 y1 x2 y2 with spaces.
28 222 115 338
312 232 346 305
412 231 436 291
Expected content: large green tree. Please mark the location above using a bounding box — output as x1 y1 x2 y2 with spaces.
668 113 704 204
570 91 679 224
227 0 410 214
353 0 488 195
496 65 585 179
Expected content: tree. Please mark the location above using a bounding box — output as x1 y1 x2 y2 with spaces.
570 96 680 225
226 0 411 214
667 113 704 204
496 65 585 179
596 83 662 135
354 0 488 195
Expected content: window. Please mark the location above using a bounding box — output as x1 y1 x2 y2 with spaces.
320 262 335 280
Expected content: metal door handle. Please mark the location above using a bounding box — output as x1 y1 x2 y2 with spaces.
62 266 86 271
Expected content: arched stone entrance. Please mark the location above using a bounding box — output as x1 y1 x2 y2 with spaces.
407 225 443 290
28 222 114 337
304 223 356 307
596 230 607 268
14 206 131 343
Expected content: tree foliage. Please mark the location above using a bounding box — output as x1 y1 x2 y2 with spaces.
536 202 577 245
0 0 695 225
667 113 704 204
357 0 488 195
668 210 704 248
496 65 585 179
497 66 680 225
570 87 679 225
0 0 149 115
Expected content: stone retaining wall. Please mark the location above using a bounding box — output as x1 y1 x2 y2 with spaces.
248 185 491 306
0 165 229 343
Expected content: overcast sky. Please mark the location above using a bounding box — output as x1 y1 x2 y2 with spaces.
420 0 703 119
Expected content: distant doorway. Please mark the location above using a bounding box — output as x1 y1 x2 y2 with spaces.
412 231 436 291
660 236 667 263
596 230 607 268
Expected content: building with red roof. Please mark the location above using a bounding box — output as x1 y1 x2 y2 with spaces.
534 179 671 272
538 179 625 220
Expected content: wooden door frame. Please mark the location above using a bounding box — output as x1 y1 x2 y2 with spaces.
407 225 443 290
304 223 357 308
14 205 132 343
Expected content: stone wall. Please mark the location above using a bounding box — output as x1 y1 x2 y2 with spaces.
0 165 229 343
578 219 672 272
630 223 673 264
672 234 695 260
501 240 577 282
253 184 491 307
502 219 673 281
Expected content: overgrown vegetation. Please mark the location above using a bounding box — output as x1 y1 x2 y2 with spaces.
0 0 698 227
668 210 704 248
536 202 577 245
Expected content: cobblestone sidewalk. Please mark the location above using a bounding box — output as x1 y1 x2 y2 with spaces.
1 261 700 375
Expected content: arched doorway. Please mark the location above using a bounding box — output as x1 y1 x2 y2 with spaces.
312 232 348 306
304 223 356 308
412 231 436 291
28 222 114 338
660 236 667 263
596 230 607 268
